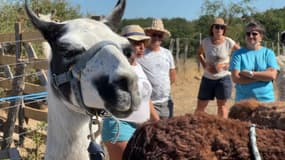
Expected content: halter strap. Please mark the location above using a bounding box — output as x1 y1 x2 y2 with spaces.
249 124 261 160
52 40 120 116
53 41 120 86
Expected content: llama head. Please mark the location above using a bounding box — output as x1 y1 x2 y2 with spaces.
25 0 141 118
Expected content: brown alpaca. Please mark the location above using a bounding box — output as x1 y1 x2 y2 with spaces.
123 113 285 160
229 99 285 130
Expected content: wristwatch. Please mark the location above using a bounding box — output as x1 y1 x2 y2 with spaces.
248 71 254 78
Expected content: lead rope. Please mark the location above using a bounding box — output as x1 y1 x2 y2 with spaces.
88 114 105 160
249 124 261 160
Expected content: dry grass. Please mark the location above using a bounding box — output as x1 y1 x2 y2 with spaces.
172 58 235 116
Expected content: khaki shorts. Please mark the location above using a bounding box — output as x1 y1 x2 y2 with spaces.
153 99 174 119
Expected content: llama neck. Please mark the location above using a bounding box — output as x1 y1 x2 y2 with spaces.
45 88 90 160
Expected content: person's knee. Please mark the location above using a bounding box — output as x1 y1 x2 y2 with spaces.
217 99 227 106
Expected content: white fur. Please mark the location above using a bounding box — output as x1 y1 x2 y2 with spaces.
276 55 285 101
25 2 137 159
44 19 134 160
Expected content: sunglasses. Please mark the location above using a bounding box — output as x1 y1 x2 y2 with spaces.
213 24 225 30
246 31 259 37
131 40 146 46
151 33 163 39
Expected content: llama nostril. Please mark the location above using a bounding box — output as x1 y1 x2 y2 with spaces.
114 77 129 91
115 90 131 111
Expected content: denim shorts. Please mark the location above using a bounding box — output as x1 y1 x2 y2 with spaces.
102 117 137 142
198 75 232 100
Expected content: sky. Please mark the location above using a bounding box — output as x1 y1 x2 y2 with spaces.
67 0 285 21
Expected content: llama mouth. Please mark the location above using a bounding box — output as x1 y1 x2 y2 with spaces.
105 102 134 118
92 75 138 118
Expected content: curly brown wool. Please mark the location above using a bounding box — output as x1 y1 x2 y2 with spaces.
123 113 285 160
229 99 285 130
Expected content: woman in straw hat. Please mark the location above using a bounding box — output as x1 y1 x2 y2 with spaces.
229 21 279 102
138 18 176 119
195 18 240 118
102 25 159 160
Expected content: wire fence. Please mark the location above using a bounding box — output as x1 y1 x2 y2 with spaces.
0 33 48 158
0 59 48 69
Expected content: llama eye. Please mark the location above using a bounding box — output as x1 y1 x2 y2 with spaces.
63 48 85 58
57 45 85 58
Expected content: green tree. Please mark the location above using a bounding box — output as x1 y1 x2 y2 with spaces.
0 0 81 33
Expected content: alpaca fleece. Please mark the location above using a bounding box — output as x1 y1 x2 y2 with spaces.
123 113 285 160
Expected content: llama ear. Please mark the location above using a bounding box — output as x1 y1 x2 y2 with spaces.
51 9 57 17
25 0 63 41
102 0 126 31
35 8 40 17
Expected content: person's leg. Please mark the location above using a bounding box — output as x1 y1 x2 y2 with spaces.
153 102 169 119
195 76 214 114
195 99 209 114
217 99 228 118
167 98 174 118
215 75 232 118
104 141 128 160
102 118 136 160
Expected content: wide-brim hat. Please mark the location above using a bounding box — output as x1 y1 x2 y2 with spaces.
121 25 150 42
144 18 171 38
212 18 227 26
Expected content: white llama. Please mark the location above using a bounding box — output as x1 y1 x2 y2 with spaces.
276 31 285 101
25 0 140 159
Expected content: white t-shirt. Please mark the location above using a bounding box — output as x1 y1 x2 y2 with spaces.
138 47 175 103
202 36 235 80
120 63 152 123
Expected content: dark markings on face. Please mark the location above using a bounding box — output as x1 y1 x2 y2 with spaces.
46 24 86 100
93 75 118 106
92 75 132 117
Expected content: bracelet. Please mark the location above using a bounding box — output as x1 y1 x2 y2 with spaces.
249 71 254 78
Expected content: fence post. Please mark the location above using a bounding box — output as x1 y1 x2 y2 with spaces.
175 38 180 71
169 38 175 54
1 22 26 149
0 43 4 55
1 63 25 149
24 42 48 85
183 38 189 65
198 33 202 72
278 32 280 56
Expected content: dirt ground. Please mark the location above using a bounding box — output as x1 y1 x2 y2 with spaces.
172 59 235 117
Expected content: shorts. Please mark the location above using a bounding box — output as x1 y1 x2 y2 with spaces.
153 98 174 118
198 75 232 100
102 117 137 142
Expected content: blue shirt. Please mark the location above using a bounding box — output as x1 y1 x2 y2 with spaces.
229 47 279 102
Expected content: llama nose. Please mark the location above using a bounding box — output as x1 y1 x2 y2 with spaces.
115 89 131 111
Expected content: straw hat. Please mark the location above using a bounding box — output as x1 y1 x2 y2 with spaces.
144 19 171 38
212 18 227 26
121 25 150 41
